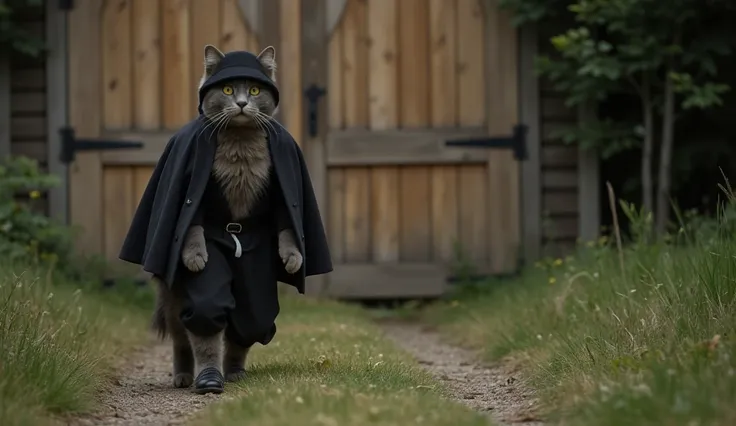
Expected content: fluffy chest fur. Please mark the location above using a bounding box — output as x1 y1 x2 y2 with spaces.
212 129 272 220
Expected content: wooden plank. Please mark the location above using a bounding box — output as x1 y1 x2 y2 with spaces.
0 49 9 159
457 0 485 126
431 165 459 263
11 117 46 140
541 95 576 120
133 166 154 204
46 0 69 223
162 0 192 128
542 145 578 168
301 0 328 296
543 216 578 240
578 104 600 241
542 169 577 189
11 140 47 160
326 0 348 35
327 18 344 129
485 4 520 273
370 167 399 262
429 0 457 127
103 167 135 260
281 0 303 143
102 0 132 129
10 93 45 114
343 167 370 262
543 192 579 215
399 0 430 127
328 168 346 263
326 127 489 166
458 165 488 266
69 0 104 255
325 263 448 299
400 166 431 262
259 0 280 118
367 0 398 129
237 0 260 36
520 23 542 263
342 0 368 128
191 0 221 94
10 68 45 91
221 0 252 51
132 0 161 129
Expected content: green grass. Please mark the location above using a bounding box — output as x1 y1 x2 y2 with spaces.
191 295 491 426
418 221 736 425
0 263 150 426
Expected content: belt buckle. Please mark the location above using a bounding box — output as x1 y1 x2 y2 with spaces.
225 223 242 234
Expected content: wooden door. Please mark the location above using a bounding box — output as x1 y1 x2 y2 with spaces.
67 0 261 266
308 0 522 298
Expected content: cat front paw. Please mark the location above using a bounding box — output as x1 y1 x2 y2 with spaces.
278 229 303 274
281 249 303 274
182 226 208 272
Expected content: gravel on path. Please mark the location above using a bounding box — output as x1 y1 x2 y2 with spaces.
380 321 545 426
63 337 228 426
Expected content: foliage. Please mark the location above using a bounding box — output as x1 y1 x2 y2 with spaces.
0 263 148 426
0 0 46 56
0 156 74 267
420 181 736 425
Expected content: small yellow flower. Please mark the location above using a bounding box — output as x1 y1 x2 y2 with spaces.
29 190 41 199
553 258 563 266
548 277 557 285
450 300 460 307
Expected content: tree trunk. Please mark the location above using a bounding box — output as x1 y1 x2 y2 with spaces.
641 75 654 218
656 72 676 236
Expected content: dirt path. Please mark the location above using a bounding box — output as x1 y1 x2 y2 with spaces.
380 322 544 426
64 337 226 426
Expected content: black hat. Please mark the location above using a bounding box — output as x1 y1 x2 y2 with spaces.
197 50 279 114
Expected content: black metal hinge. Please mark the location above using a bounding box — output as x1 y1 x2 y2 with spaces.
445 124 528 161
59 127 144 164
304 84 327 138
59 0 74 10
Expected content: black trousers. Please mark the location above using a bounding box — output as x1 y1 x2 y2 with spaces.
174 224 280 348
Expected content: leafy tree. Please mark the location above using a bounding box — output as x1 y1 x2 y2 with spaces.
0 0 46 57
499 0 735 236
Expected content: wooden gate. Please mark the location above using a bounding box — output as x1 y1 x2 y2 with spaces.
67 0 261 265
65 0 521 296
306 0 522 298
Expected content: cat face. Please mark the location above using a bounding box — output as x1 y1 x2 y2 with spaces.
199 45 278 128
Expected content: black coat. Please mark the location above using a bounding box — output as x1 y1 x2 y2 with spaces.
118 115 333 293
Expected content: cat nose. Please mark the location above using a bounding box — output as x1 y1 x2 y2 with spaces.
236 100 247 108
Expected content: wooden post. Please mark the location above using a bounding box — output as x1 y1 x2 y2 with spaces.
519 23 542 263
0 48 10 160
46 0 70 223
578 103 601 241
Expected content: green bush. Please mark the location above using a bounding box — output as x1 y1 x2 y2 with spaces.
0 156 73 267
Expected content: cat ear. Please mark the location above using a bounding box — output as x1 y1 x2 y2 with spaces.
256 46 277 81
203 44 225 77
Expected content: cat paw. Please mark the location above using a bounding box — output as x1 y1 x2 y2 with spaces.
281 249 303 274
173 372 194 388
181 226 208 272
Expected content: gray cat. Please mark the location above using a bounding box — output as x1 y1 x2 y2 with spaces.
152 45 302 390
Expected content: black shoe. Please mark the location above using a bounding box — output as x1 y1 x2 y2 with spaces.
192 367 225 394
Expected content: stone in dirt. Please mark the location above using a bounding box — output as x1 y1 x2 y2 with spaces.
379 321 545 426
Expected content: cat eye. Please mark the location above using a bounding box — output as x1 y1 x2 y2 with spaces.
249 87 261 96
222 85 234 95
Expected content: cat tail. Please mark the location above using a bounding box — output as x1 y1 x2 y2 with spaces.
152 277 168 340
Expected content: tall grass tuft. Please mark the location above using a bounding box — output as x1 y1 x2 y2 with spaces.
426 183 736 425
0 264 149 426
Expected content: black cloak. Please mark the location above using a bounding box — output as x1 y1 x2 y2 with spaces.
118 116 333 293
